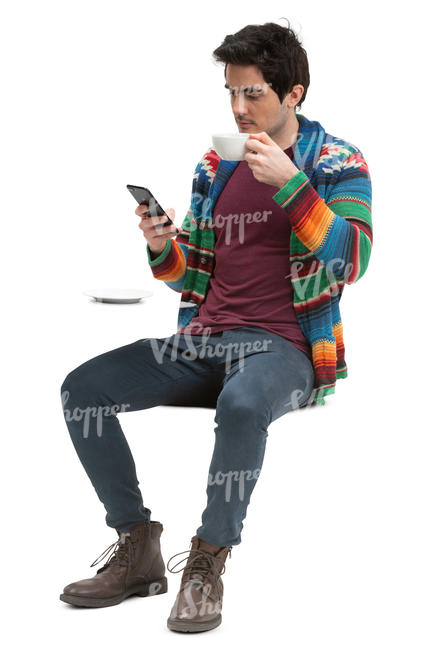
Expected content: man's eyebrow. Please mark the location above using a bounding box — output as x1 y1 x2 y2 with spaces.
224 83 263 92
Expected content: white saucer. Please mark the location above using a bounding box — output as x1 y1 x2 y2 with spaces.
83 288 154 304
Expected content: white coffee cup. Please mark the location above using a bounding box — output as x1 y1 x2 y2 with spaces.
212 133 250 161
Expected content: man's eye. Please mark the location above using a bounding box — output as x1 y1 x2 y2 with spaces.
228 91 260 99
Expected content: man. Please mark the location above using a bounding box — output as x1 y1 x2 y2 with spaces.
59 21 372 633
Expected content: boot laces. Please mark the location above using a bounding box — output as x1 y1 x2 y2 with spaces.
166 546 231 597
89 532 134 573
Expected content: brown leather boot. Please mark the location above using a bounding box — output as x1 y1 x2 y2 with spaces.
166 535 232 632
60 521 167 607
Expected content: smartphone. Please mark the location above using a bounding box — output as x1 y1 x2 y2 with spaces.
127 184 174 226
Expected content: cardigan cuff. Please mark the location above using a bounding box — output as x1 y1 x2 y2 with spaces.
146 239 172 270
272 170 311 208
146 237 187 282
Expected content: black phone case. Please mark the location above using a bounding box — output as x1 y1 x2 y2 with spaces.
127 185 173 225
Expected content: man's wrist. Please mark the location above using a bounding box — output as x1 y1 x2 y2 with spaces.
146 239 172 267
277 166 300 189
148 245 165 260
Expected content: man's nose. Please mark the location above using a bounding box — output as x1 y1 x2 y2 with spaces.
232 93 248 116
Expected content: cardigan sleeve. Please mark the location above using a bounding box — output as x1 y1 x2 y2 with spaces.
272 150 373 285
145 161 202 292
145 231 187 291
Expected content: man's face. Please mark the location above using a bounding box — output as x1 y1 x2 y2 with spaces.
225 63 298 140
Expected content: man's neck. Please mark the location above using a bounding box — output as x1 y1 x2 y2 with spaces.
271 112 300 151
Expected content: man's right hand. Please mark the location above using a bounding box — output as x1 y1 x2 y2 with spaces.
136 204 179 255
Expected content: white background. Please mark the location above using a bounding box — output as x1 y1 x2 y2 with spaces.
1 0 421 647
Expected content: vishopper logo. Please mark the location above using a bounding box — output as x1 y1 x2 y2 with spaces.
286 258 353 298
61 390 131 439
148 331 273 374
208 468 261 502
188 195 272 240
190 208 272 243
284 386 315 411
213 210 272 248
147 581 166 596
173 579 222 620
290 130 338 171
226 81 273 97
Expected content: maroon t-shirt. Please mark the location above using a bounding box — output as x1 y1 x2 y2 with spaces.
178 146 312 361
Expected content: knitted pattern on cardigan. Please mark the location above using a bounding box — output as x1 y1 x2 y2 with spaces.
146 114 373 406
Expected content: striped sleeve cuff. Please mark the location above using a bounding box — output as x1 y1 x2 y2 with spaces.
146 239 186 282
272 169 331 244
272 170 311 208
146 238 172 267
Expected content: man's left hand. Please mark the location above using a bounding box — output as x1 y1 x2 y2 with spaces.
244 131 300 188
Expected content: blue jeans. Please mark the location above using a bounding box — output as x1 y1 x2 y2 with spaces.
60 326 315 547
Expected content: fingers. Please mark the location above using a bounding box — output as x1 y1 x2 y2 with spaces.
245 136 266 154
135 204 149 217
135 204 175 216
135 205 174 224
142 225 179 251
136 204 179 256
148 227 179 246
138 212 176 229
138 212 180 252
138 214 170 232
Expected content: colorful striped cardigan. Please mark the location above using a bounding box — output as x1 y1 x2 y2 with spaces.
146 113 373 406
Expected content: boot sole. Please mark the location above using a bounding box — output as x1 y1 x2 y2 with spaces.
60 576 167 608
167 613 222 633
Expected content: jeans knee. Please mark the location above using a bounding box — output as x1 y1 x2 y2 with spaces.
60 365 96 414
60 371 73 398
61 367 78 401
216 391 270 429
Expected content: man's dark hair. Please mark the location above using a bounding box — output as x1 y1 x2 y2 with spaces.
212 20 310 111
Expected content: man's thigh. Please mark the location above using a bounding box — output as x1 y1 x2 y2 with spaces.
61 334 225 414
217 342 315 423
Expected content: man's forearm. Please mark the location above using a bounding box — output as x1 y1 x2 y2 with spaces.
272 156 372 285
